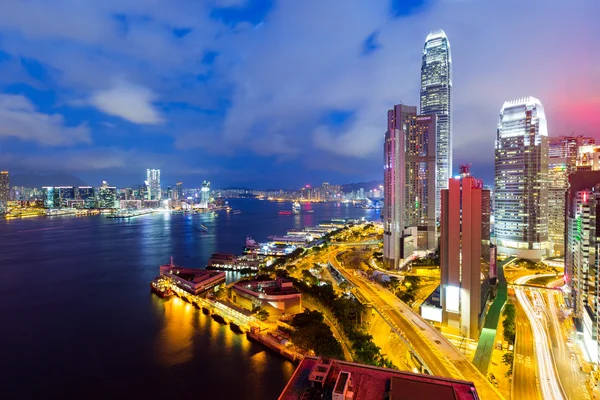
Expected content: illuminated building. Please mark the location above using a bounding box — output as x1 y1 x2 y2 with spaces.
547 136 595 255
97 181 117 209
53 186 75 208
175 182 183 200
279 357 479 400
200 180 210 209
420 29 452 220
42 187 54 208
146 169 161 200
440 166 490 339
577 144 600 171
159 263 225 296
494 97 548 260
232 277 301 315
0 171 9 203
565 170 600 364
383 104 437 269
78 186 96 208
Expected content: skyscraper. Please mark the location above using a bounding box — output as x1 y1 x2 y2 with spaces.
440 166 490 339
77 187 96 209
383 104 437 269
494 97 549 260
565 170 600 364
146 169 161 200
98 181 117 209
175 182 183 200
0 171 9 203
200 181 211 209
548 136 595 255
420 29 452 219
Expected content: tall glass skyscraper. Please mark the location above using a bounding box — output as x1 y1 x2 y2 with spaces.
146 169 161 200
494 97 548 260
420 29 452 219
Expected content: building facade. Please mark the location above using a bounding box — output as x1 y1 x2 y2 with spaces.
77 186 96 208
200 181 211 209
440 168 489 339
383 104 437 269
97 182 117 209
547 136 595 255
0 171 9 204
494 97 549 260
146 169 161 200
565 171 600 364
420 29 452 220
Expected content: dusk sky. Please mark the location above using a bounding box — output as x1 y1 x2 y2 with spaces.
0 0 598 189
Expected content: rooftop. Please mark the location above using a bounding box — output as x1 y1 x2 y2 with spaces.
279 357 479 400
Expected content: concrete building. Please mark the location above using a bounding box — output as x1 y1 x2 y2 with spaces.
421 29 452 221
146 169 161 200
232 277 301 315
383 104 437 270
565 171 600 364
0 171 9 204
440 167 489 339
160 263 225 296
279 357 479 400
494 97 549 260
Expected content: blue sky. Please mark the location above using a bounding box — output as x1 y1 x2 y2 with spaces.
0 0 598 188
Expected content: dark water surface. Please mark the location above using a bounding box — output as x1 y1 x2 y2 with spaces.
0 199 376 399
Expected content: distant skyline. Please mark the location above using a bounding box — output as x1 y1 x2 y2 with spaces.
0 0 598 188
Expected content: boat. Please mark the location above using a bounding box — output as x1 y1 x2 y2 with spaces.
307 210 314 213
278 210 292 215
150 277 173 298
198 224 209 232
232 210 242 215
292 201 301 214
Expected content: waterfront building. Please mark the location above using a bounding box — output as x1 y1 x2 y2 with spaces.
279 357 479 400
383 104 437 269
175 182 183 200
440 166 490 339
494 97 549 260
53 186 76 208
207 253 264 271
146 169 161 200
0 171 9 204
97 182 117 209
159 263 225 296
420 29 452 220
565 170 600 364
232 277 301 315
200 180 210 209
120 200 142 210
42 186 54 208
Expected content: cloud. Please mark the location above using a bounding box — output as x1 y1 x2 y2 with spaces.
0 94 91 145
90 79 164 124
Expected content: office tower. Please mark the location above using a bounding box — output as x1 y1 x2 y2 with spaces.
440 166 489 339
98 181 117 209
54 186 76 208
146 169 161 200
577 144 600 171
383 104 437 269
420 29 452 219
565 170 600 364
42 187 54 208
166 186 173 201
176 182 183 200
494 97 549 260
77 187 96 209
200 181 210 208
0 171 9 203
547 136 596 255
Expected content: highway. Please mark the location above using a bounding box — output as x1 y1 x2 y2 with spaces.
514 275 566 400
512 297 540 400
329 251 504 400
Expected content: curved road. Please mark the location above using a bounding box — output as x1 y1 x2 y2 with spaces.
329 251 504 400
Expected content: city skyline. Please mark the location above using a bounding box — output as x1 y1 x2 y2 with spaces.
0 1 597 188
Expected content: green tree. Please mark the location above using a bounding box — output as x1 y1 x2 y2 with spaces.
256 308 270 321
502 352 514 366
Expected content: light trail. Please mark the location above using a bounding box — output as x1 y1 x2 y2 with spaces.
514 277 566 400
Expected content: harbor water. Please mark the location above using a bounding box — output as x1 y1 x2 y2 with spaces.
0 199 377 399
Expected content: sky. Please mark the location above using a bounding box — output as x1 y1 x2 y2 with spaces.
0 0 598 189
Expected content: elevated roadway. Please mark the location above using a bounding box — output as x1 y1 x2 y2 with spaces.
329 251 504 400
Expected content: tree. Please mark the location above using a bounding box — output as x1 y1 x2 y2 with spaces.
256 308 270 321
502 352 514 366
302 269 318 285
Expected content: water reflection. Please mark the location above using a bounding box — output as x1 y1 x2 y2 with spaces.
156 297 195 366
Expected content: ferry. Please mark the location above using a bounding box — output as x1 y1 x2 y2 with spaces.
278 210 292 215
150 277 173 298
198 224 209 232
232 210 242 215
292 201 301 214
